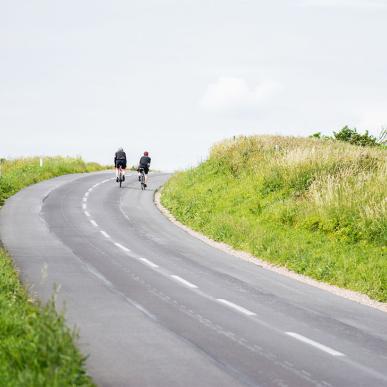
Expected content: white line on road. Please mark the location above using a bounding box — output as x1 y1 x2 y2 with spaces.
286 332 345 357
100 230 111 239
82 203 87 210
140 258 159 268
171 275 198 289
114 242 130 252
90 220 98 227
83 197 87 202
85 192 89 197
84 211 91 217
216 299 256 316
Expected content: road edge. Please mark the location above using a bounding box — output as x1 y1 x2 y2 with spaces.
154 187 387 313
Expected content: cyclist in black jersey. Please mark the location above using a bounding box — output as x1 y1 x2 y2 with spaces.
138 151 151 187
114 147 127 182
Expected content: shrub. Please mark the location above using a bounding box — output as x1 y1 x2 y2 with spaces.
333 126 379 147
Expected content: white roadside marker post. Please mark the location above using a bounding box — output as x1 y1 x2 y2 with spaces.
40 158 43 167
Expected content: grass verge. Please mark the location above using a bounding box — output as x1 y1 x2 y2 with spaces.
0 156 104 385
161 136 386 302
0 249 94 386
0 156 106 206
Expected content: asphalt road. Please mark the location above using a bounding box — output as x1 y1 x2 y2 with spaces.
1 171 386 387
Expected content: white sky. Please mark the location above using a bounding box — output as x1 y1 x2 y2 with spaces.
1 0 387 170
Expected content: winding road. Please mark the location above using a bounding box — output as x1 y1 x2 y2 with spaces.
0 171 386 386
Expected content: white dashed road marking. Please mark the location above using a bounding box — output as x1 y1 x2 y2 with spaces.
216 299 256 316
77 175 387 387
114 242 131 252
286 332 345 357
171 275 198 289
140 258 159 268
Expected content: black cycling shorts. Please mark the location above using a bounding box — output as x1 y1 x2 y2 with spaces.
115 160 127 169
138 166 149 174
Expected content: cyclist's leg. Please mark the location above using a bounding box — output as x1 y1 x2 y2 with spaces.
116 162 124 181
138 168 143 182
115 165 119 181
144 168 149 183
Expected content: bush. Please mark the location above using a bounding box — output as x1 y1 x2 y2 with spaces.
333 126 379 147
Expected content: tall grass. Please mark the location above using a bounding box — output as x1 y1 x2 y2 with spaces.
162 136 387 301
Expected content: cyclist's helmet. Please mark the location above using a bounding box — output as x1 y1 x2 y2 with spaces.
144 151 149 156
118 147 123 152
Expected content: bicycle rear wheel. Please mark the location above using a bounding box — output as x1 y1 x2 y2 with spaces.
119 171 123 188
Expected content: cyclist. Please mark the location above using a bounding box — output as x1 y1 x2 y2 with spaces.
138 151 151 187
114 147 127 182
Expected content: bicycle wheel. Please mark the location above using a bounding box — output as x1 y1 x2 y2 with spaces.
119 172 122 188
141 173 145 190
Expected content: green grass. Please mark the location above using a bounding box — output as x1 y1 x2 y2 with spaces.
0 156 106 206
0 249 94 386
0 156 104 385
162 136 387 302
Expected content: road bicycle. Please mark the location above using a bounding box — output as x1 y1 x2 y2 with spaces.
138 168 146 190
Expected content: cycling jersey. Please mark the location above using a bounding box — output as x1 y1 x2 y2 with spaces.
138 156 151 175
114 151 127 168
139 156 151 168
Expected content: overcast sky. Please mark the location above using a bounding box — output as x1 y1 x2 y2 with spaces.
1 0 386 170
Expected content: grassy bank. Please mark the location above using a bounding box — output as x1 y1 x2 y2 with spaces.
0 156 104 206
162 136 387 302
0 156 102 385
